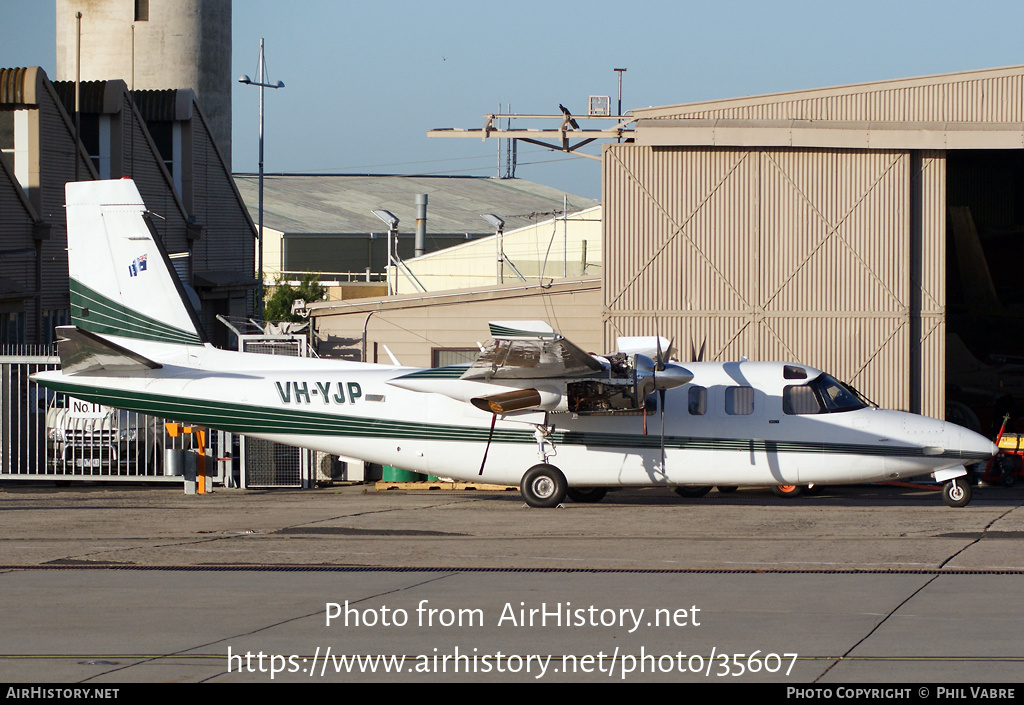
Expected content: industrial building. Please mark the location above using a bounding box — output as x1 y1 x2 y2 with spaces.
233 173 598 295
393 205 602 294
600 65 1024 426
0 67 255 349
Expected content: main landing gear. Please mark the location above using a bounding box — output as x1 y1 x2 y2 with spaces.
520 465 610 506
520 464 568 508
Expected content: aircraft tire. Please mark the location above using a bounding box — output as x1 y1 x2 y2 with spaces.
943 477 972 508
771 484 803 498
674 485 713 498
716 486 738 493
566 487 607 503
521 464 567 508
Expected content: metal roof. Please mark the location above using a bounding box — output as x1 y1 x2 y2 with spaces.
232 174 599 236
308 276 600 316
632 64 1024 120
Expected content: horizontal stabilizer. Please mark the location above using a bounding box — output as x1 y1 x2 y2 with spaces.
55 325 162 375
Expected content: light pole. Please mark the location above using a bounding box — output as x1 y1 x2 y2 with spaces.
614 67 627 117
239 38 284 322
371 210 400 295
481 214 505 284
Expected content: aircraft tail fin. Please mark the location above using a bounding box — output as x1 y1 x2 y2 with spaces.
65 179 207 347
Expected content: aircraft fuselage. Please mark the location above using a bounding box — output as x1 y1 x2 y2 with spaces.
34 342 995 490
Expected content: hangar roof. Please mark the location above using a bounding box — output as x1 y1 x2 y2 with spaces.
634 64 1024 121
631 65 1024 149
233 174 599 236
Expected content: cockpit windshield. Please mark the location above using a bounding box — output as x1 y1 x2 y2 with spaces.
783 374 870 415
817 374 866 412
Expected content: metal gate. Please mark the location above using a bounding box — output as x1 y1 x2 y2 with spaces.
0 350 211 482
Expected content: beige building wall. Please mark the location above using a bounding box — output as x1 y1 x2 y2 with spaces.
310 278 602 368
603 144 939 414
393 206 602 294
260 226 284 281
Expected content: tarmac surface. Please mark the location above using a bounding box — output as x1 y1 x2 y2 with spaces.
1 480 1023 685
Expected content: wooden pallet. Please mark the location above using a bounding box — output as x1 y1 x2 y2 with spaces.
374 480 518 492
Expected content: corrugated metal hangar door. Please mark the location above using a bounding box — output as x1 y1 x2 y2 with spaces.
603 146 943 415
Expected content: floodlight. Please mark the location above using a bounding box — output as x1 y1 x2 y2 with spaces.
481 214 504 231
372 210 399 229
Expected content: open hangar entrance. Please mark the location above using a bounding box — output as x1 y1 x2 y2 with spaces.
946 149 1024 433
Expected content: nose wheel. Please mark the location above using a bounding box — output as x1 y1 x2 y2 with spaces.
942 477 972 508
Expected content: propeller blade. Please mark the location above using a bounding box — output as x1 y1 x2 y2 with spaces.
659 388 667 470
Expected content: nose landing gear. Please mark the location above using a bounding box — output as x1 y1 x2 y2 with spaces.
942 476 972 508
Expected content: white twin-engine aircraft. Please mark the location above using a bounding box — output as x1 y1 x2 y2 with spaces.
33 179 995 507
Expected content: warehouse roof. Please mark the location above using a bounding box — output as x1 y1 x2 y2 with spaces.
629 65 1024 150
233 174 599 235
632 64 1024 121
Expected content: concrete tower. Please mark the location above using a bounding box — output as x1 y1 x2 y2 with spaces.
55 0 232 163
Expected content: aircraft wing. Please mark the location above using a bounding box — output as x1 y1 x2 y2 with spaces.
460 321 605 381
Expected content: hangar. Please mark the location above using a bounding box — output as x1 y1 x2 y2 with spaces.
601 65 1024 427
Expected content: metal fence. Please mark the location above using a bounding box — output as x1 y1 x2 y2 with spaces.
1 339 341 487
0 353 221 483
238 336 312 488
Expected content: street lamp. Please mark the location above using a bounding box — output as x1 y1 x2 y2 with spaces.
614 68 627 117
481 214 505 284
239 38 285 323
371 210 400 295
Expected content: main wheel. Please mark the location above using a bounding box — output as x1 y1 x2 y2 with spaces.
674 485 713 498
566 487 607 503
716 485 739 494
520 464 567 508
943 477 972 508
771 484 803 498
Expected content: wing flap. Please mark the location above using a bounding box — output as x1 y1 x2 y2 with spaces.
462 322 605 381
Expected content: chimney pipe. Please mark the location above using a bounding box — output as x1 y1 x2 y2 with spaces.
415 194 427 258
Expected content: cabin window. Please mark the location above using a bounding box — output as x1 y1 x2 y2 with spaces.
783 385 823 415
687 386 707 415
783 365 807 380
725 386 754 415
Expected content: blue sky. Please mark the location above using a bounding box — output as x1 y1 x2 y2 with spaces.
5 1 1024 199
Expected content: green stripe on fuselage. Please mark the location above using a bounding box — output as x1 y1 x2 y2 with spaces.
34 377 988 462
